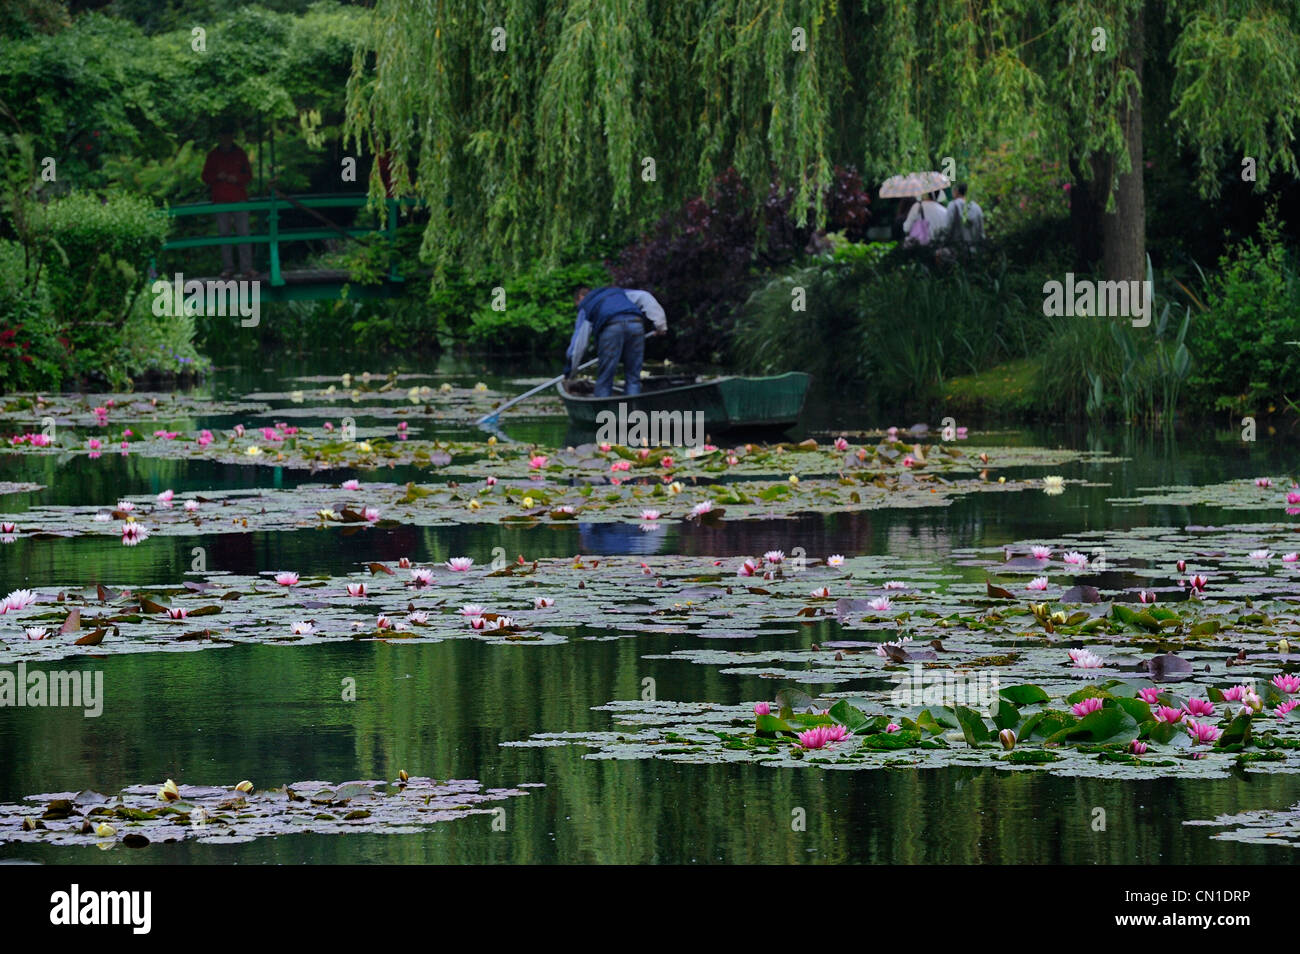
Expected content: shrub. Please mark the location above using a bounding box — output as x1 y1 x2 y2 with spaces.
0 241 65 392
1185 209 1300 415
32 190 168 386
465 259 611 353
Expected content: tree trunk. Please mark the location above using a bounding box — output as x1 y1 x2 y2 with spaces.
1101 5 1145 285
1068 155 1103 273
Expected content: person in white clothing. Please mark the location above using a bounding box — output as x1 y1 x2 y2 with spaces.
946 182 985 248
901 192 948 246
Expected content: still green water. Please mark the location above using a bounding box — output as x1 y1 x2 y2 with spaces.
1 350 1298 864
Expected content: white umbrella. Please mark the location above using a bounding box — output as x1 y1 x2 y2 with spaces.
878 171 951 198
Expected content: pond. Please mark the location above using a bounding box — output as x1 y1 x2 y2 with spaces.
1 351 1299 864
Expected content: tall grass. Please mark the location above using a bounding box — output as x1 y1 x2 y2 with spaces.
735 250 1046 412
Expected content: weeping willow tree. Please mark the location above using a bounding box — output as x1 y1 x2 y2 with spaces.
346 0 1300 285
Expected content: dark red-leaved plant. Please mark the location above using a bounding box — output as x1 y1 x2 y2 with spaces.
610 166 870 362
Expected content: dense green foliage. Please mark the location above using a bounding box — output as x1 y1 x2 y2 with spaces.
736 244 1046 412
1186 210 1300 415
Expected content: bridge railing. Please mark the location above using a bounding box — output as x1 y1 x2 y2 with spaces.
159 193 416 286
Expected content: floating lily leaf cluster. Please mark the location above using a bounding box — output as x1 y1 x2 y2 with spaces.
510 677 1300 780
0 776 539 848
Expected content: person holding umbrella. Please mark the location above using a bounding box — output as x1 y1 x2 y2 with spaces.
879 171 951 247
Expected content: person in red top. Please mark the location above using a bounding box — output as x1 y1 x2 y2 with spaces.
201 127 255 278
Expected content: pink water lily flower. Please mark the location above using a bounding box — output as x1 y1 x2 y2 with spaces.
529 455 548 469
410 568 433 587
291 621 315 636
157 489 174 505
341 479 361 491
641 509 661 521
460 605 488 618
823 724 851 742
764 550 785 565
1026 576 1049 591
346 582 368 597
274 572 299 586
1031 545 1052 559
197 430 214 447
1249 549 1271 560
1063 551 1087 566
610 460 631 472
120 523 148 546
885 723 901 733
1255 477 1272 488
736 559 757 577
1188 574 1209 593
1284 552 1299 563
1071 697 1104 717
1129 740 1148 755
1183 698 1215 717
834 437 849 452
533 597 555 609
810 586 830 598
827 554 845 567
1272 673 1300 694
1154 705 1184 724
797 726 836 749
1185 720 1221 744
363 507 380 522
690 501 713 517
1138 591 1156 604
24 627 49 641
866 596 892 612
883 580 907 590
1276 699 1300 718
2 589 37 612
446 557 474 571
167 607 187 620
183 500 199 512
1289 492 1300 506
485 476 498 486
1220 685 1247 701
754 702 771 716
1137 687 1162 704
0 522 15 534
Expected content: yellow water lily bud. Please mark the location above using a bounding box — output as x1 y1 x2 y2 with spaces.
342 373 352 387
290 390 304 404
998 476 1006 483
158 779 180 802
788 474 800 486
999 729 1016 750
95 822 117 838
474 382 488 391
467 499 481 510
1280 638 1291 656
522 496 534 508
669 481 684 495
358 441 373 453
439 383 453 393
487 436 497 445
1051 611 1067 625
351 389 362 401
398 769 409 782
245 445 262 456
235 780 253 793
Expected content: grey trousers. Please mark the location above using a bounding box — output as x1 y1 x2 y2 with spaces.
216 211 253 274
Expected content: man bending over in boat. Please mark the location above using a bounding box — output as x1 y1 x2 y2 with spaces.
564 286 667 397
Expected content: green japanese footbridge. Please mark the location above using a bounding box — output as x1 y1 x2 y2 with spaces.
155 191 419 302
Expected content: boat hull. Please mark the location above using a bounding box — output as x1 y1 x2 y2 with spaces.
557 372 810 433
